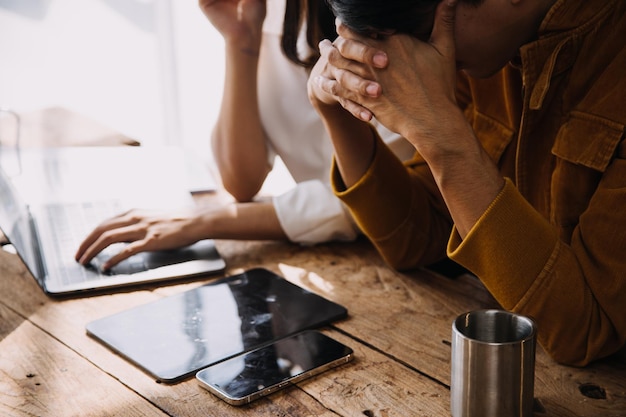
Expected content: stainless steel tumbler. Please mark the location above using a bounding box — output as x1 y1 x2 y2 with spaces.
450 309 536 417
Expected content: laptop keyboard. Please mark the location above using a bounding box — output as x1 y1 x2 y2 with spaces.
41 200 135 285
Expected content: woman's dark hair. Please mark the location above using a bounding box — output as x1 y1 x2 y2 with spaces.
282 0 337 68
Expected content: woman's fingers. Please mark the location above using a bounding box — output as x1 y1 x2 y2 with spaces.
75 211 134 260
77 223 147 267
75 210 148 263
100 239 149 271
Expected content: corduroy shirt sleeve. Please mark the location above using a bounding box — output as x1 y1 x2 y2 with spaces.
331 129 453 269
447 178 558 307
448 178 626 366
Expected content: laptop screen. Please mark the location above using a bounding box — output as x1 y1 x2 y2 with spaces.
0 168 45 281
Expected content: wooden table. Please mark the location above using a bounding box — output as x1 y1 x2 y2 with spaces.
1 108 625 416
1 188 625 417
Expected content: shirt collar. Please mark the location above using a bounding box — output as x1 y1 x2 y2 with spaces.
519 0 615 110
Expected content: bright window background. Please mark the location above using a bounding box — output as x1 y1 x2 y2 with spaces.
0 0 293 194
0 0 220 150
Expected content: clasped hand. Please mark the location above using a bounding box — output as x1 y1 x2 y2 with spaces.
309 0 465 158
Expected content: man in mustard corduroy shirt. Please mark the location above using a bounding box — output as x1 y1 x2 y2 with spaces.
307 0 626 366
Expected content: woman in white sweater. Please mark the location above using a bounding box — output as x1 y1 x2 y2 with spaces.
75 0 410 270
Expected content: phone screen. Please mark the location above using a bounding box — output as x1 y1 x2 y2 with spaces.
196 330 354 405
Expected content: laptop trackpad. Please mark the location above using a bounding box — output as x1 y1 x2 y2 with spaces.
101 239 219 275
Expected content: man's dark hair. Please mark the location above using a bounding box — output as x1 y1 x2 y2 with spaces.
326 0 483 40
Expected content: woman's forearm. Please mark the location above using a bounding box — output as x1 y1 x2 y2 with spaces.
198 199 287 241
212 42 271 202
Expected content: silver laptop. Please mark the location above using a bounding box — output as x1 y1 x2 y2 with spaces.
0 147 225 296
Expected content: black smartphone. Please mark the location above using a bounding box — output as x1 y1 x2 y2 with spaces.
196 330 354 406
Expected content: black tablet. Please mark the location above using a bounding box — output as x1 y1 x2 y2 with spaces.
86 268 348 383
